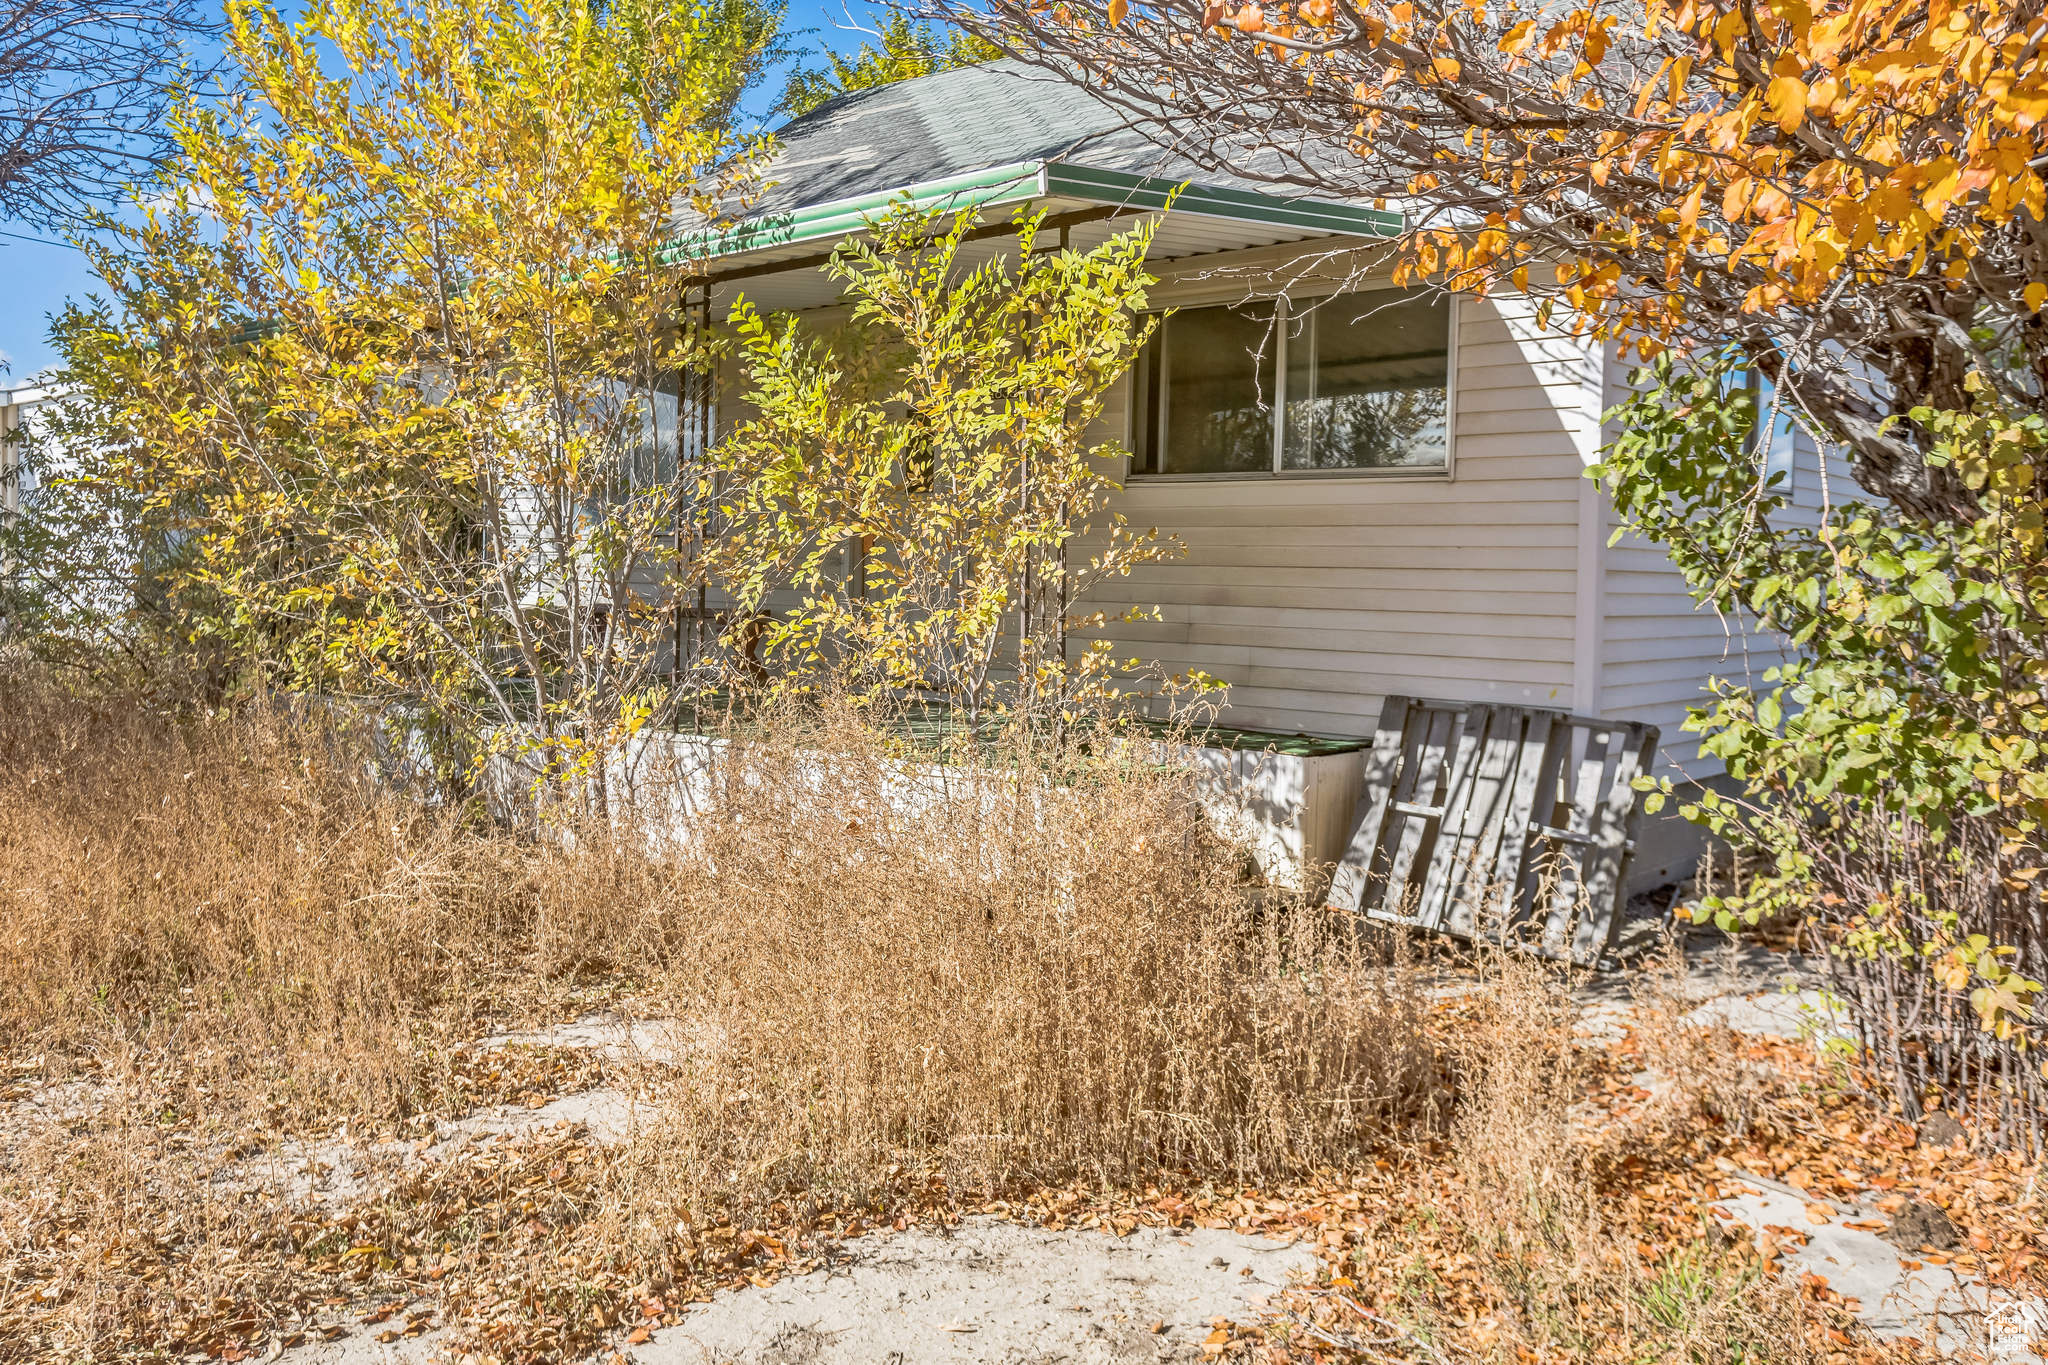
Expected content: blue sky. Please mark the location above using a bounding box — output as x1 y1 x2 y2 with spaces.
0 227 97 382
0 0 874 382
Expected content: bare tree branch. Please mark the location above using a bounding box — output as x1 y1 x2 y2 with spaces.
0 0 216 228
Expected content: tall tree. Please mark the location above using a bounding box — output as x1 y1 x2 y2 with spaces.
46 0 774 798
933 0 2048 522
608 0 789 126
0 0 214 226
781 12 999 116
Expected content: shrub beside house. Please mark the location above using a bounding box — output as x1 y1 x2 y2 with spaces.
667 59 1820 893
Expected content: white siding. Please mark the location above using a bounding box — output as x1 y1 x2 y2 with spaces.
1082 291 1601 740
1596 346 1724 780
1591 348 1853 781
702 245 1779 772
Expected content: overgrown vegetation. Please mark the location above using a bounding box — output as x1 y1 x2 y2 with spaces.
0 675 1431 1354
616 699 1439 1192
1370 959 1822 1364
1601 356 2046 1150
948 0 2048 1150
3 0 2042 1348
35 0 774 794
8 677 2033 1360
0 674 590 1126
702 203 1199 729
12 0 1193 785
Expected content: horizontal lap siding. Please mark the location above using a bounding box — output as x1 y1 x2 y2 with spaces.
1081 293 1593 742
1597 553 1769 710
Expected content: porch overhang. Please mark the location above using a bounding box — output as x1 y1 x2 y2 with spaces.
663 157 1406 309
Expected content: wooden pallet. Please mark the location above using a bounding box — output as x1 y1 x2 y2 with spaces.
1325 695 1658 966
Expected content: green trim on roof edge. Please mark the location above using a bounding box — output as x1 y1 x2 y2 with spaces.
659 162 1046 267
661 159 1403 271
1041 164 1403 238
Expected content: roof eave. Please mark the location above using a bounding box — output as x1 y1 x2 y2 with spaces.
663 159 1404 276
1042 163 1403 239
661 161 1049 270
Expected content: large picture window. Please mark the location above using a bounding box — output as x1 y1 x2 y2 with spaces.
1130 289 1452 477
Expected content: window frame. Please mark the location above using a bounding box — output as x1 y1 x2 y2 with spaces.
1750 372 1799 495
1126 282 1458 483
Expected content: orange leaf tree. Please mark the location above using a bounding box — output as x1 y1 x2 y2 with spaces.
934 0 2048 521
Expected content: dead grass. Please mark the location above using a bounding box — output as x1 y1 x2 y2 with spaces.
1434 955 1818 1362
613 704 1445 1205
0 677 1447 1357
1625 943 1816 1141
0 678 1985 1363
0 675 632 1355
0 676 614 1132
1277 954 1834 1364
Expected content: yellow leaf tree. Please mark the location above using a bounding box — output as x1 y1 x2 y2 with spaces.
697 205 1195 734
52 0 774 802
779 13 1001 116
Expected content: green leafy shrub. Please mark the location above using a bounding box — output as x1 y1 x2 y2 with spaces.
1598 353 2045 1149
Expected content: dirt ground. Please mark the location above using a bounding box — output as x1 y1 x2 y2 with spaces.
194 940 2036 1365
628 1220 1316 1365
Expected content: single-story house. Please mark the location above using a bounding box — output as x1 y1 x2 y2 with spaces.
678 62 1822 894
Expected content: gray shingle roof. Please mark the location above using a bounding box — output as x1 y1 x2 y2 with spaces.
666 59 1401 273
752 58 1247 216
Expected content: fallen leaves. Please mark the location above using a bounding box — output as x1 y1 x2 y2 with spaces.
7 977 2042 1365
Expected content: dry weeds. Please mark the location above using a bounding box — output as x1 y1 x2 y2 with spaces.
606 705 1445 1211
0 679 1442 1358
1269 951 2043 1364
1 677 2028 1363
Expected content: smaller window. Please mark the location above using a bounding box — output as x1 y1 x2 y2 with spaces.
1741 371 1800 493
1132 301 1279 476
1284 291 1450 471
1131 288 1451 477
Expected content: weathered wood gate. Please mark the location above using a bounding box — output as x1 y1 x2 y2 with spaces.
1325 696 1658 965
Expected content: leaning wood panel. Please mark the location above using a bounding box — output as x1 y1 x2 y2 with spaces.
1330 697 1658 967
1379 705 1461 925
1326 695 1417 915
1443 707 1551 939
1568 722 1659 964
